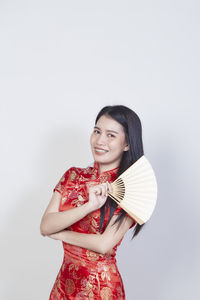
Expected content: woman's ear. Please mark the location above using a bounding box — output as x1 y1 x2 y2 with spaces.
124 144 130 151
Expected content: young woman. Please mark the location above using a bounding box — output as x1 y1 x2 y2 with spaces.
40 105 144 299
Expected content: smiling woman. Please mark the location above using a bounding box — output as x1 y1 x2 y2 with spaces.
90 114 130 174
40 105 145 299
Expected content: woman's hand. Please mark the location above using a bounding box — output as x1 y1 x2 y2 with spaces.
88 181 113 211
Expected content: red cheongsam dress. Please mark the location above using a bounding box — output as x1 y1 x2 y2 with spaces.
49 161 136 300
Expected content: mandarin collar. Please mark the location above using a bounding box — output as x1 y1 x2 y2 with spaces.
93 161 119 177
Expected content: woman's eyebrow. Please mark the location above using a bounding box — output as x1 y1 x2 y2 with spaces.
94 126 119 134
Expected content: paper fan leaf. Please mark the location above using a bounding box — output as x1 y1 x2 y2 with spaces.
108 155 158 225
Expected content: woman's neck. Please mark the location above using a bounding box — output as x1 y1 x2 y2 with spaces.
98 163 119 175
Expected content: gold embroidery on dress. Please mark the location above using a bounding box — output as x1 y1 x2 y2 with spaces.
51 164 125 299
68 170 79 181
55 183 62 192
61 196 67 205
91 174 97 180
68 263 81 280
86 211 101 234
101 265 111 281
100 286 113 300
116 285 124 299
86 249 100 261
81 260 87 267
69 263 79 272
65 278 75 295
91 218 98 229
94 272 101 291
99 173 112 183
87 167 95 174
60 175 66 183
50 271 63 299
79 276 95 299
110 263 117 273
71 194 86 207
85 279 94 297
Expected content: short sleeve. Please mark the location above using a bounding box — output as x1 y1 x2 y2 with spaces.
53 167 72 195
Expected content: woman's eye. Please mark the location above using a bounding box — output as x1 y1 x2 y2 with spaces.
94 130 100 134
93 130 115 137
108 134 115 138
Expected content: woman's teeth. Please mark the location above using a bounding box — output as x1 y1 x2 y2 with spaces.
95 148 108 153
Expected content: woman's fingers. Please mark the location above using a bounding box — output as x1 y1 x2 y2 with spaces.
94 186 102 196
106 181 113 194
88 181 114 210
89 182 113 198
91 182 108 197
97 183 107 197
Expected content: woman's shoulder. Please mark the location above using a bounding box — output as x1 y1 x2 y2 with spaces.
66 164 95 181
53 164 95 194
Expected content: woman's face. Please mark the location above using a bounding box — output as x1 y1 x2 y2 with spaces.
90 114 129 173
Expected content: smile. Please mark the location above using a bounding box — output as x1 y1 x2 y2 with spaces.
94 148 108 153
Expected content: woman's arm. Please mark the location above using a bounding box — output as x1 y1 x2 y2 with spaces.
40 181 110 236
40 191 93 236
48 214 134 254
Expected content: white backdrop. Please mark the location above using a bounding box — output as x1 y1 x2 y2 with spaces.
0 1 199 299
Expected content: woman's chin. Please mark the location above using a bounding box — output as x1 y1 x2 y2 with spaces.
92 151 109 160
93 155 109 164
94 157 107 162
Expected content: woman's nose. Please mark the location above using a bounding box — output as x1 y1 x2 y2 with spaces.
96 133 107 145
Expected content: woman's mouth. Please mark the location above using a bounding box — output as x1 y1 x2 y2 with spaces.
94 147 108 155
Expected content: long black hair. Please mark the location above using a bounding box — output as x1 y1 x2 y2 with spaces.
96 105 145 240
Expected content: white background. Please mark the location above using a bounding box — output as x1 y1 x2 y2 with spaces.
0 1 199 299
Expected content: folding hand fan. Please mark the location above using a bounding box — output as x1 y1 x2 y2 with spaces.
107 155 158 225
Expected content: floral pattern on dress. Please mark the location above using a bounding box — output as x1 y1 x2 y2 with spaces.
49 162 136 299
